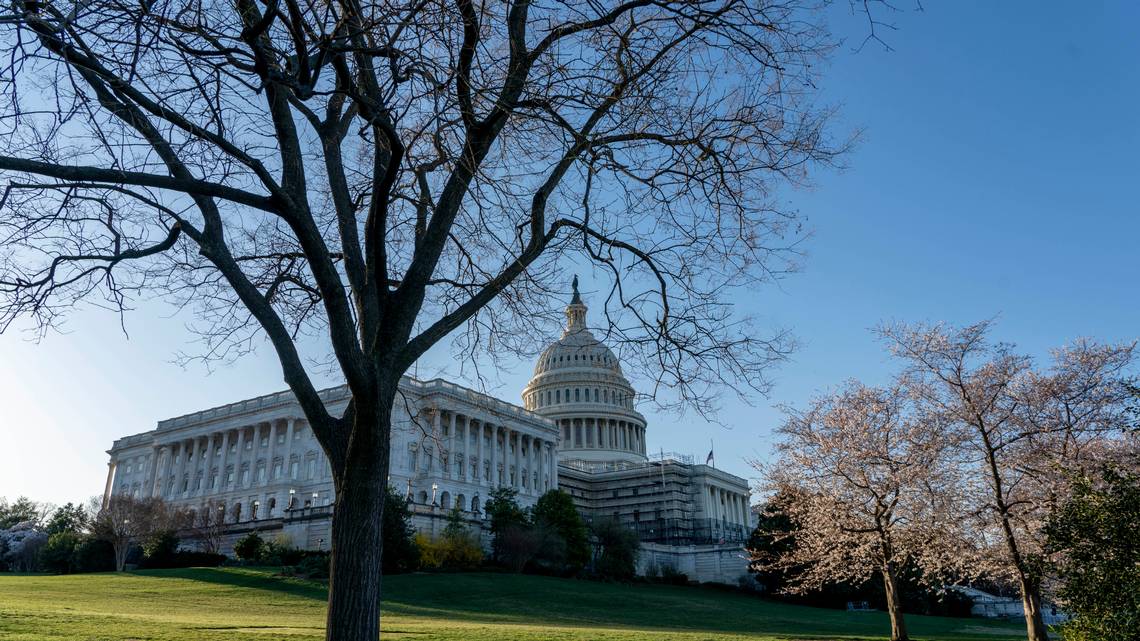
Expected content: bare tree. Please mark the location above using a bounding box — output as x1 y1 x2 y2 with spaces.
760 380 969 641
91 495 173 571
0 0 857 638
880 321 1135 641
184 500 228 555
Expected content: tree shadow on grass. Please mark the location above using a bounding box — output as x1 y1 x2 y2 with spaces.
135 569 1026 641
131 567 328 601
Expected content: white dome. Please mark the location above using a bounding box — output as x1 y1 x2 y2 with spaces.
533 328 624 378
522 279 647 464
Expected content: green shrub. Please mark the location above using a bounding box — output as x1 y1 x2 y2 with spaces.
415 531 484 570
71 538 115 572
261 534 305 566
591 518 639 581
233 532 265 563
382 485 420 574
40 532 81 574
532 490 589 575
140 530 180 568
1046 468 1140 641
660 564 689 585
295 552 330 579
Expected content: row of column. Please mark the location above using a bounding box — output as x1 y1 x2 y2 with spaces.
412 410 557 497
561 417 645 454
706 485 750 526
124 418 318 501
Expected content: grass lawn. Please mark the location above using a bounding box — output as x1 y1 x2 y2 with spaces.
0 568 1028 641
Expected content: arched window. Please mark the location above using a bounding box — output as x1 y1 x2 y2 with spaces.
575 388 580 402
456 493 466 510
418 490 428 504
471 496 481 512
439 491 450 509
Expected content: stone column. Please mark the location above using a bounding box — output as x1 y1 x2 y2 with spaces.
233 427 247 489
461 416 470 481
102 460 117 507
156 445 172 497
485 424 494 483
283 418 297 480
549 441 558 489
196 431 212 497
217 430 232 491
476 417 485 481
173 439 189 499
147 445 161 497
431 409 442 476
264 421 278 486
513 431 522 491
534 439 543 493
448 412 457 480
529 436 538 494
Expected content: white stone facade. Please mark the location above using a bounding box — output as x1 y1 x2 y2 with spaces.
105 378 559 536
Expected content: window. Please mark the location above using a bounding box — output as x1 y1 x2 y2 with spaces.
612 489 619 498
260 436 269 448
240 467 250 485
272 461 282 480
575 388 580 402
556 389 560 403
225 468 234 485
277 433 286 445
289 460 299 479
256 463 266 483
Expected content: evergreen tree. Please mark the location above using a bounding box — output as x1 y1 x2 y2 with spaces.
45 503 89 536
532 490 589 573
1046 468 1140 641
381 485 420 574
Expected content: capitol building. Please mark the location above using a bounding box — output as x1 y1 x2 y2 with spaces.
103 285 754 582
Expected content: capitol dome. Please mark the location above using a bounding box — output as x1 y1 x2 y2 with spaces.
522 279 647 464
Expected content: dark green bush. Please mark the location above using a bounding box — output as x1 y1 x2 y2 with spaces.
233 532 265 563
40 532 81 574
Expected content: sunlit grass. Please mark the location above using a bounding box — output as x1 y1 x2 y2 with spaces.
0 568 1028 640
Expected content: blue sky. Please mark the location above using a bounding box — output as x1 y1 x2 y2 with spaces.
2 1 1138 506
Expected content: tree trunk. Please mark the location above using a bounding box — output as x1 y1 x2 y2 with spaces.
881 566 909 641
325 400 391 641
1018 574 1050 641
114 540 128 572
